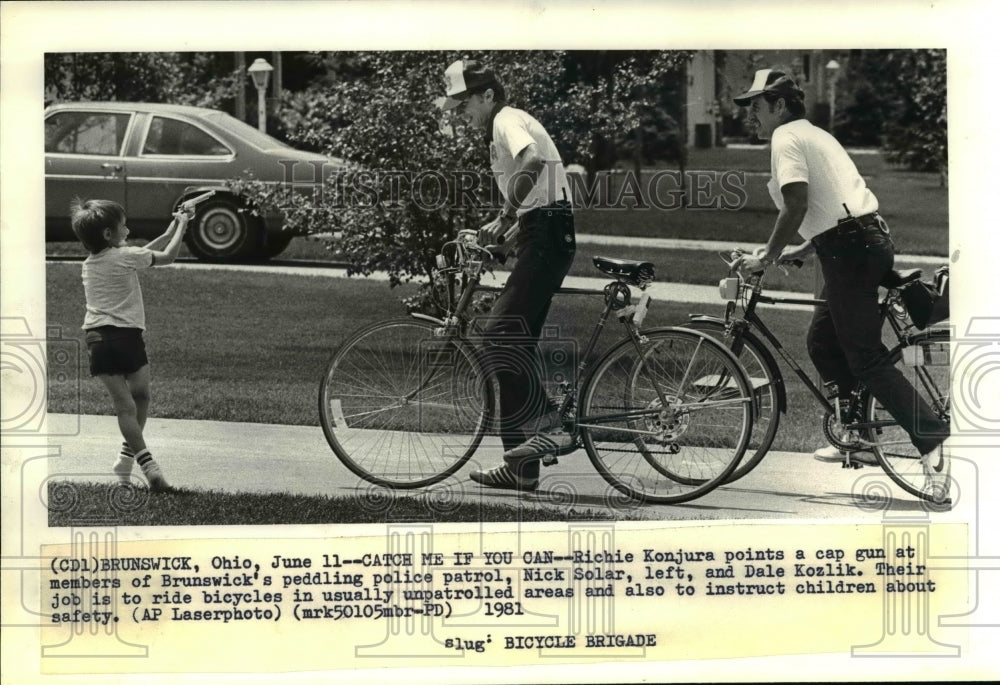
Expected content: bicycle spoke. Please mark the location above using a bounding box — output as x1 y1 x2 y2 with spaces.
320 320 489 488
866 331 951 502
580 329 751 503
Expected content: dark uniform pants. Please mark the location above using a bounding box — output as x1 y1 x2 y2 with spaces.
475 202 575 478
808 220 949 455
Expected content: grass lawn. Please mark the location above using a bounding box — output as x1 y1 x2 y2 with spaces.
48 483 620 526
48 262 846 455
569 172 947 255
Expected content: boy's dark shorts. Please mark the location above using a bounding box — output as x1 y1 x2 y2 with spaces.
84 326 148 376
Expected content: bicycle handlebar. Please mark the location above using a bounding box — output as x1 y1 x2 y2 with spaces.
718 248 805 307
725 248 803 275
443 225 518 268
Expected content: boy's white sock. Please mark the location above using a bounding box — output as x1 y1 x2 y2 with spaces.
135 449 168 491
112 454 134 484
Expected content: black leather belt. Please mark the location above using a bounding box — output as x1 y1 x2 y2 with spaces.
519 200 572 229
812 212 886 249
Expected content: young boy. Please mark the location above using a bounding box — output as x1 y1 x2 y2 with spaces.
71 198 193 491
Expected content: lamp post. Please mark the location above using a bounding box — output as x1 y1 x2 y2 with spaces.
825 59 840 130
247 58 274 133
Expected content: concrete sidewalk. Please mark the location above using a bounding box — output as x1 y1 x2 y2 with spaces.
39 413 936 521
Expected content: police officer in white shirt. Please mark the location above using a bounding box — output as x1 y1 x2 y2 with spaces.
439 59 576 492
733 68 951 503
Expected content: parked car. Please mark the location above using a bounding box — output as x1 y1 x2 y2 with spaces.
45 102 342 261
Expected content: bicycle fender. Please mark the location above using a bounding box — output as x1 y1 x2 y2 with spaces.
682 316 787 415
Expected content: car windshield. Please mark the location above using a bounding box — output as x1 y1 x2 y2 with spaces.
199 110 292 151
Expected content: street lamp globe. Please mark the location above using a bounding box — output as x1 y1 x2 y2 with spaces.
247 58 274 133
825 59 841 132
247 58 273 92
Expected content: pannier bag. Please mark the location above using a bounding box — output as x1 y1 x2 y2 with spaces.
900 265 949 329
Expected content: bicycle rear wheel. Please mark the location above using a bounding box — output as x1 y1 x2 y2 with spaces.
863 329 950 502
684 319 782 482
319 319 492 488
579 328 753 504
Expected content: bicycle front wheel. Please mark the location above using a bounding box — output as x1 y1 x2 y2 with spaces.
864 329 951 502
684 319 782 482
319 319 492 488
579 328 753 504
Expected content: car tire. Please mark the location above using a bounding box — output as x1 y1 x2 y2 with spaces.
186 198 257 261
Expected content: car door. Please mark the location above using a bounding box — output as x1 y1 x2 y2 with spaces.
45 109 131 236
124 113 236 228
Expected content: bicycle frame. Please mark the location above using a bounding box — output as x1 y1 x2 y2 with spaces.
719 264 946 440
736 284 835 413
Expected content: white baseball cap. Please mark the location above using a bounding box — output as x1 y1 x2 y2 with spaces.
437 59 499 111
733 68 803 106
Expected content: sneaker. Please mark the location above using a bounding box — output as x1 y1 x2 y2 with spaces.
112 456 134 485
813 444 878 466
921 442 951 504
139 458 169 492
470 464 538 492
813 444 846 462
503 432 576 461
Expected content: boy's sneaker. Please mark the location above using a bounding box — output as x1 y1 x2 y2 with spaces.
112 456 134 485
921 442 951 504
813 444 878 466
470 464 538 492
139 458 169 492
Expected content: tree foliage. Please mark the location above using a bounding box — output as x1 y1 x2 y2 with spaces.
44 52 243 109
881 50 947 173
832 49 947 173
262 51 501 292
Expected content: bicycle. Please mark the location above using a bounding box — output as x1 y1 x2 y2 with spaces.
319 229 755 504
684 250 950 502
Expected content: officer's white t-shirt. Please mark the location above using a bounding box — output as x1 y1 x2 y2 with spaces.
82 246 154 330
767 118 879 240
490 107 571 214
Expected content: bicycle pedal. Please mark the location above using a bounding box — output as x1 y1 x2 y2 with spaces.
842 460 863 470
541 455 559 467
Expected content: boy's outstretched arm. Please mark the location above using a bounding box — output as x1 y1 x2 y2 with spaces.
144 215 179 252
148 212 191 266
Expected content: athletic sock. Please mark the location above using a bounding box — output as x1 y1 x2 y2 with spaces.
134 448 153 467
112 445 135 485
135 449 168 491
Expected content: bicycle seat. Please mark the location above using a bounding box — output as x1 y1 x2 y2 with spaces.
592 256 655 286
881 268 922 289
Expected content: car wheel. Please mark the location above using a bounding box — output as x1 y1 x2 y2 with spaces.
186 198 257 261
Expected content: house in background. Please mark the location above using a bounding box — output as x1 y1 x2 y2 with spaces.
686 49 851 147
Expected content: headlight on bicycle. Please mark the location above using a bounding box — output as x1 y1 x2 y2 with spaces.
719 277 739 301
